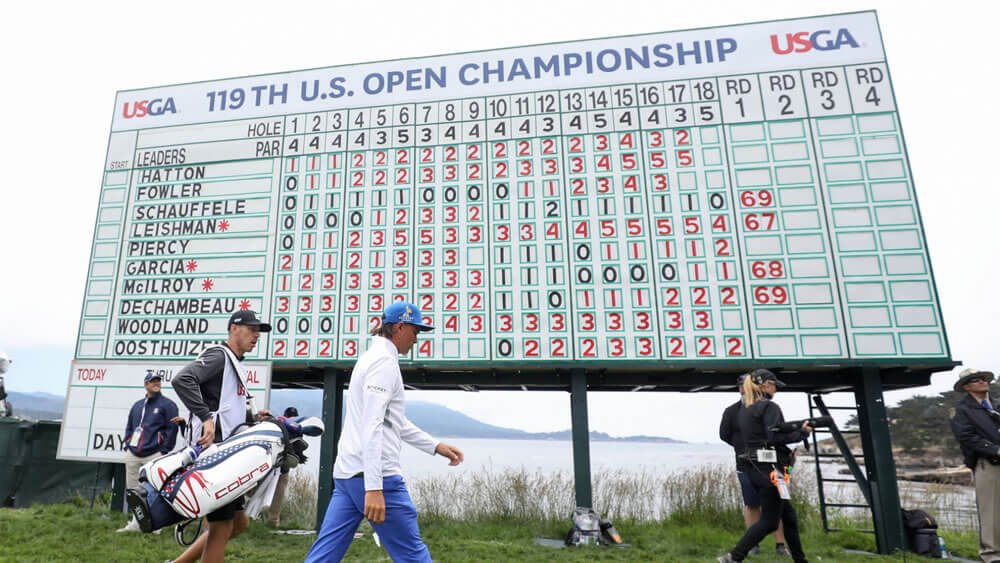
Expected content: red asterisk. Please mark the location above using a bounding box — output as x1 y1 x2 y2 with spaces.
185 260 198 272
218 219 230 232
202 278 214 291
239 299 251 310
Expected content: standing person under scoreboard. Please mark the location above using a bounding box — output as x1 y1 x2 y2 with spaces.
718 369 811 563
950 368 1000 563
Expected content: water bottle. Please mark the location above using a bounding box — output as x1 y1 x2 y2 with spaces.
181 444 202 466
938 536 949 559
142 443 204 489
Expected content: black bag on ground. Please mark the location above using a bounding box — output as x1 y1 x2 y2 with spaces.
902 508 941 558
903 508 938 530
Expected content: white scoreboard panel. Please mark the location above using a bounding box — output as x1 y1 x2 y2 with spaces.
76 12 950 367
57 360 270 462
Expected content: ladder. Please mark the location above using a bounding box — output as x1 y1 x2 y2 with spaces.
808 394 874 534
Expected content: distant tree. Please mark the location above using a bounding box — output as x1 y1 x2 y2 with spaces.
843 391 964 454
887 393 956 452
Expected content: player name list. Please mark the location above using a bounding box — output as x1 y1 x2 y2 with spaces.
77 14 948 364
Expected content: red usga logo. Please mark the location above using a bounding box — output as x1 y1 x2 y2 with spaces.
214 461 270 499
122 98 177 119
770 29 859 55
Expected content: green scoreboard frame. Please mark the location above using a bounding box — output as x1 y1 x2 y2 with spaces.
76 11 952 380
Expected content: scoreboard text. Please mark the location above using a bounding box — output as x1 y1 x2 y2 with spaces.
76 12 949 366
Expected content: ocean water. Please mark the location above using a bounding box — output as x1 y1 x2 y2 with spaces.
302 436 734 480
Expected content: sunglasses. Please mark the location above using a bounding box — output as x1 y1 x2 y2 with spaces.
967 376 990 384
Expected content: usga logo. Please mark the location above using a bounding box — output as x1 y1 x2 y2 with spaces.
770 29 859 55
122 98 177 119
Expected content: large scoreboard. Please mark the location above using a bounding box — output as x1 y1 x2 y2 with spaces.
76 11 949 368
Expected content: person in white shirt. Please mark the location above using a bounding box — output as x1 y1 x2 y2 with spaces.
306 301 464 562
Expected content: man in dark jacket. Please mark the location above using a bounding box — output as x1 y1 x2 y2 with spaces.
117 371 181 532
950 368 1000 562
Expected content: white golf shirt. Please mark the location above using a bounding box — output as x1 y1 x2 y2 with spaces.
333 336 439 491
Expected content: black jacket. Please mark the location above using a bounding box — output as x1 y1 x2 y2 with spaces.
950 393 1000 470
737 397 809 453
720 400 746 457
172 347 229 424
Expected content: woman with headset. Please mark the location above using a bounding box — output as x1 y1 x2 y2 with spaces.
718 369 812 563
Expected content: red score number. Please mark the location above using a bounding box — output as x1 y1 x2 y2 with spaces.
750 260 785 279
740 189 774 207
743 212 777 231
753 285 790 305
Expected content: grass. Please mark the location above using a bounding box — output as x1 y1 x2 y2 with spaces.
0 464 985 562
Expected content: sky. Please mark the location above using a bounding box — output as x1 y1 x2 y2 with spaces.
1 0 997 444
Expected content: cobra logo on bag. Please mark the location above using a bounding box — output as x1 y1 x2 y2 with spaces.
215 461 271 500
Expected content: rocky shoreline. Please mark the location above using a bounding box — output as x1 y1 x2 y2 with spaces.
894 465 971 486
805 443 972 486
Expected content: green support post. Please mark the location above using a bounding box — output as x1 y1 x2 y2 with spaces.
316 368 345 530
854 366 906 554
569 369 592 509
111 463 126 512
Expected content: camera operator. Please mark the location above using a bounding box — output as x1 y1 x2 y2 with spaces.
718 369 811 563
719 373 787 556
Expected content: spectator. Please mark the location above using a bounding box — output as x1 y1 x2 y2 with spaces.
950 368 1000 563
117 372 182 532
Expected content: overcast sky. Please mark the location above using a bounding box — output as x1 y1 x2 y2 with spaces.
1 0 997 443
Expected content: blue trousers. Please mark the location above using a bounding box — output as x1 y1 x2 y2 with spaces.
306 475 431 562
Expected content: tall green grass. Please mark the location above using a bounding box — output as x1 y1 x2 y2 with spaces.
281 461 976 533
269 470 320 529
412 463 828 529
0 463 985 561
285 463 818 526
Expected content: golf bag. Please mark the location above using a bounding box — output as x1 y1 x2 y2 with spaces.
126 416 323 533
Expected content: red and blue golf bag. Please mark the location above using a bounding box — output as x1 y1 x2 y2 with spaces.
126 416 322 533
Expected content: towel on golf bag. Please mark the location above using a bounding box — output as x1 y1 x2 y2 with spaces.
127 416 323 532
